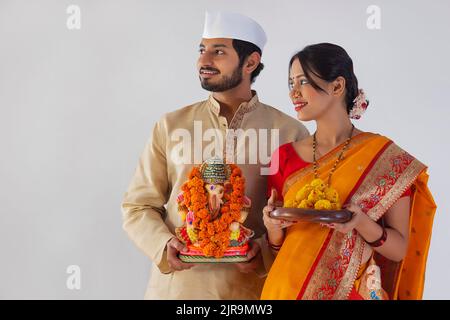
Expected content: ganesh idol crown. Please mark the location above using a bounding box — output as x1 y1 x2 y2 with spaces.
175 157 254 263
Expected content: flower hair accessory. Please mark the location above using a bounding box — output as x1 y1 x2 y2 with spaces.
349 89 369 120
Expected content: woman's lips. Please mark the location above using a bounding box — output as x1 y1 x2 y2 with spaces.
294 102 308 111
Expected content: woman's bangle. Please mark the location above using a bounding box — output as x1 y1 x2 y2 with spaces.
269 243 282 251
366 226 387 247
265 233 283 251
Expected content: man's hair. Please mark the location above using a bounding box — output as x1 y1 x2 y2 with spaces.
232 39 264 83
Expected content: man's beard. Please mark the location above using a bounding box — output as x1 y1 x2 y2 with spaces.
199 65 243 92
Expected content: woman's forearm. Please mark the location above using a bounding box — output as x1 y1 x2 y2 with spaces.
267 229 285 246
356 215 408 262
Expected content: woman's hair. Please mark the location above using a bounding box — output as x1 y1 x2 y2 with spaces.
289 43 359 114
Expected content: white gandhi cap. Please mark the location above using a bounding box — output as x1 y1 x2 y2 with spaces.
202 11 267 52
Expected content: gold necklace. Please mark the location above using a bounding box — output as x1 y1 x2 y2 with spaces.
313 124 355 186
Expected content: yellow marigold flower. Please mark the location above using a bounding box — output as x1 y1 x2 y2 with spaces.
311 178 326 191
307 189 324 203
306 199 315 208
325 187 340 203
330 202 342 210
314 199 332 210
298 199 309 209
284 199 296 208
296 185 313 202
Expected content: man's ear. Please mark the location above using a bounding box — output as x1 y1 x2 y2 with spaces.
243 52 261 75
332 76 346 97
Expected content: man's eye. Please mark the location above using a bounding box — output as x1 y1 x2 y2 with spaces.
216 50 224 55
199 48 205 54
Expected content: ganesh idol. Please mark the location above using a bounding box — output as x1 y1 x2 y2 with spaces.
175 157 254 262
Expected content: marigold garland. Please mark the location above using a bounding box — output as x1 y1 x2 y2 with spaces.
181 165 245 257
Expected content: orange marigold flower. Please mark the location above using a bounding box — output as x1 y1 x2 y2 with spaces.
181 163 249 258
197 208 209 219
189 167 200 179
230 204 242 211
220 215 232 224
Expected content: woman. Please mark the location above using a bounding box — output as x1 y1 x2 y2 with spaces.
261 43 436 300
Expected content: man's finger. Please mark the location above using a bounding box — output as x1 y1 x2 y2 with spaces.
246 242 260 261
171 261 194 271
168 253 195 270
247 249 256 261
170 239 188 253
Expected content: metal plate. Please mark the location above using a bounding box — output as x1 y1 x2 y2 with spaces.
269 207 353 223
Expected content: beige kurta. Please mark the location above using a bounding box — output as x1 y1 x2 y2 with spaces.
122 92 309 299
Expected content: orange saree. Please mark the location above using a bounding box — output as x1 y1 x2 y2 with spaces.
261 132 436 300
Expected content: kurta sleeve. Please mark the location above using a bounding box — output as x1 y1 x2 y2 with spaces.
252 145 288 278
295 123 310 142
121 119 175 274
266 145 285 202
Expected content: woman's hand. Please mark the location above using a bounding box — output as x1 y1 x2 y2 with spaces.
325 199 411 262
263 188 297 232
323 203 366 234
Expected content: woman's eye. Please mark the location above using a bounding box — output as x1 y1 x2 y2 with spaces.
300 79 309 85
216 50 224 55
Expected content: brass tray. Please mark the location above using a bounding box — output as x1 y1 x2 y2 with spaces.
269 207 353 223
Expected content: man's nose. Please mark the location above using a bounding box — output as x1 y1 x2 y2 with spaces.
198 52 213 66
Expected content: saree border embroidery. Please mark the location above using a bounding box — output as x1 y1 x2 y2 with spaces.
350 143 426 221
282 132 375 197
301 230 365 299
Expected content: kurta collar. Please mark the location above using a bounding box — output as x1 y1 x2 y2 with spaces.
208 90 259 116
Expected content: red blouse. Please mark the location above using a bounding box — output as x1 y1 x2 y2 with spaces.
267 143 411 202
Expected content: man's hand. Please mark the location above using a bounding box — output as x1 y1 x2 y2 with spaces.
166 237 195 272
234 240 263 274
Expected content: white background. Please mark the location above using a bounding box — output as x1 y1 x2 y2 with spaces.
0 0 449 299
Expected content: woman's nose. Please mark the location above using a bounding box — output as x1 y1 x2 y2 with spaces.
291 88 302 99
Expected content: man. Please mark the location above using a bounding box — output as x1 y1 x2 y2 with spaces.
122 11 309 299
